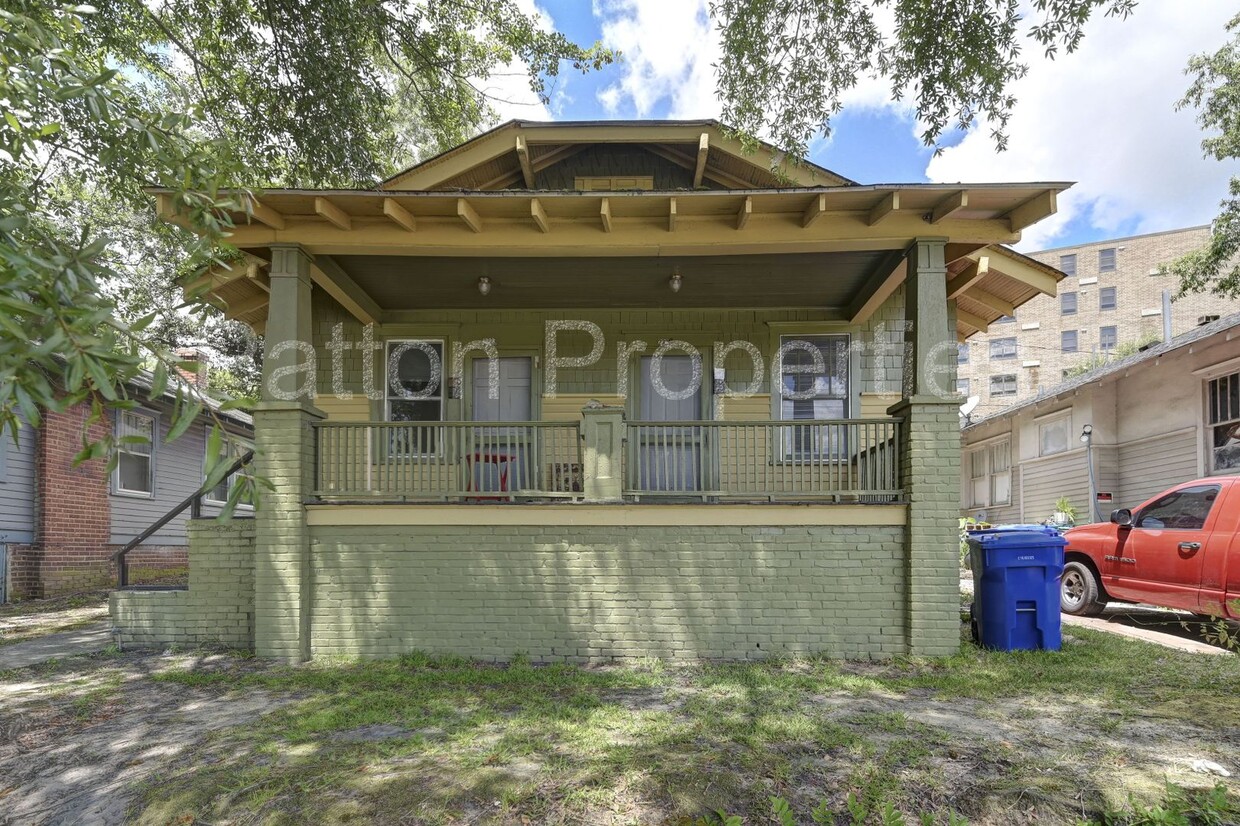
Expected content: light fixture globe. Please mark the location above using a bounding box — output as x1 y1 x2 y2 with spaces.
478 276 491 296
669 270 682 293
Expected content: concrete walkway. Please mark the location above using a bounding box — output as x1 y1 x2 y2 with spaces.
1062 609 1235 656
0 621 112 670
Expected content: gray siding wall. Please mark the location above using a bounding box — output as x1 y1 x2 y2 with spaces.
1019 451 1090 524
0 416 36 543
110 410 252 546
1118 428 1200 510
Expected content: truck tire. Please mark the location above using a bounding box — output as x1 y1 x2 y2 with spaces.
1061 560 1107 617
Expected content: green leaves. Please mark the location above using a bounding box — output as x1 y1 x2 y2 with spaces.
711 0 1133 157
1172 14 1240 299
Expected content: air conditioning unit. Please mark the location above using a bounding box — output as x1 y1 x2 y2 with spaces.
1199 314 1221 326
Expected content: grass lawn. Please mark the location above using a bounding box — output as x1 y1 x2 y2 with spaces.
86 623 1240 826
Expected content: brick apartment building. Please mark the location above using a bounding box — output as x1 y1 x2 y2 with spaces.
959 226 1239 417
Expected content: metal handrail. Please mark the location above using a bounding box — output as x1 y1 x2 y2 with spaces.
112 449 255 588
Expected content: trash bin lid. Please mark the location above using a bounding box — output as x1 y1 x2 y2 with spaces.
967 524 1067 550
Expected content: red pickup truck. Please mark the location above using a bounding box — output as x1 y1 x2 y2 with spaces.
1060 477 1240 619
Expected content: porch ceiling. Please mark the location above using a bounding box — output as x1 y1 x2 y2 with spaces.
330 251 889 310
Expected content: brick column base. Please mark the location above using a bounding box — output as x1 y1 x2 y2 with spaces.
253 401 322 661
889 397 962 657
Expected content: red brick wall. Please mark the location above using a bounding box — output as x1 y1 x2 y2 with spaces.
9 401 113 598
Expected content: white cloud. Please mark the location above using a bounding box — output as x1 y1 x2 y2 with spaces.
926 2 1239 250
592 0 721 118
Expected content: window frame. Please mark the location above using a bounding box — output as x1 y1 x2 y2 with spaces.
385 338 447 457
1061 291 1078 316
1062 330 1079 353
1059 253 1077 276
202 426 255 508
956 377 970 397
967 438 1012 508
113 409 157 499
1206 370 1240 474
1099 326 1118 352
989 374 1018 398
1099 286 1117 311
774 334 852 462
957 342 969 365
1037 412 1072 458
1099 248 1117 272
989 337 1018 360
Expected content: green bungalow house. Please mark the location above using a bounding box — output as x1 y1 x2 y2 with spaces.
111 120 1067 662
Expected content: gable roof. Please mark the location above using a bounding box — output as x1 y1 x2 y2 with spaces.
963 311 1240 430
379 119 856 192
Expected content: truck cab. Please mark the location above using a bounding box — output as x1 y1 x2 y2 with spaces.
1060 477 1240 618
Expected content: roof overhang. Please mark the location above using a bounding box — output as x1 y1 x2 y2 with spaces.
162 182 1070 332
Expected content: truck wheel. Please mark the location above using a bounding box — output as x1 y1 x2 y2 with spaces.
1061 561 1106 617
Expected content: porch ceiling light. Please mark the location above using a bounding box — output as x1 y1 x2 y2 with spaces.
669 270 682 293
478 276 491 296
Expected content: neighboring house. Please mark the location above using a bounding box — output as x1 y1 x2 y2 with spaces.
958 226 1240 417
115 119 1068 662
0 366 253 602
960 313 1240 526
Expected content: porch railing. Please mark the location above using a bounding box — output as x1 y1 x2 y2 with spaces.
313 417 902 503
624 419 901 501
314 421 584 501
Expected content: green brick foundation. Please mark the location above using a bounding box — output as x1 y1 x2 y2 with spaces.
308 524 908 662
110 520 255 649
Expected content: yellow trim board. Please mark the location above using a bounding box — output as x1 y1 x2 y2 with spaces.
306 504 908 527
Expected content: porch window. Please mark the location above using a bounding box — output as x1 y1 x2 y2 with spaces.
204 428 254 506
386 340 445 453
778 334 849 460
1207 370 1240 472
115 411 155 497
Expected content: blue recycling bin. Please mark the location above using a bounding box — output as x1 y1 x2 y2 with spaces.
967 525 1066 651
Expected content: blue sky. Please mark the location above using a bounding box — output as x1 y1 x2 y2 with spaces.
501 0 1236 253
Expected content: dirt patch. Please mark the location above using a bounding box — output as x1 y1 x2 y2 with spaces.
0 650 286 826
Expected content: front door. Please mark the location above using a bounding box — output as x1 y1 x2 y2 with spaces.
636 355 705 493
470 357 533 492
1112 483 1220 612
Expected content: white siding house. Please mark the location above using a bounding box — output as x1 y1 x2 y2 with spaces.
961 313 1240 523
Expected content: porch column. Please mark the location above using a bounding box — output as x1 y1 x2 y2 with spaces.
887 237 961 657
580 402 625 502
254 244 323 662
